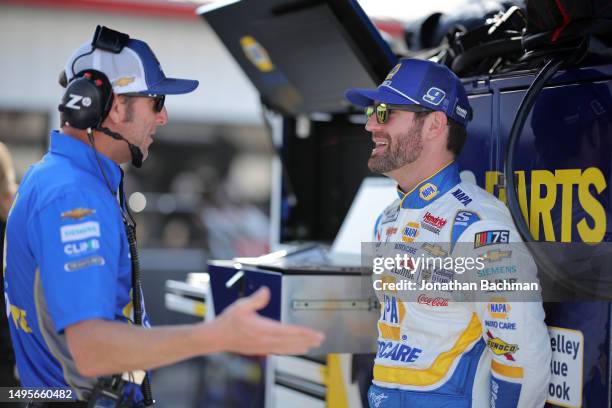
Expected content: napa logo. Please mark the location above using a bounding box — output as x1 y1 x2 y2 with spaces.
377 276 406 341
402 222 419 243
451 188 472 206
240 36 274 72
487 297 511 319
419 183 438 201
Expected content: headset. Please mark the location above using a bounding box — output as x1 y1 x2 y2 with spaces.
58 25 128 129
58 69 114 130
57 26 144 168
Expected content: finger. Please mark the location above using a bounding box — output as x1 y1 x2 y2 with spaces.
254 325 325 349
251 335 321 355
250 316 325 342
239 286 270 312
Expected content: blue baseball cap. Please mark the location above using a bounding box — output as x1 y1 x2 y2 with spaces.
345 58 471 126
65 38 198 95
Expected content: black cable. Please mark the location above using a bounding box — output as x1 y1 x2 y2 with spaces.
97 126 144 168
88 129 116 196
89 130 154 405
71 47 96 78
502 55 607 299
505 57 563 245
125 222 154 406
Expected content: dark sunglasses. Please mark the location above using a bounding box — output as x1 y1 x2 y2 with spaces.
365 103 433 124
122 93 165 113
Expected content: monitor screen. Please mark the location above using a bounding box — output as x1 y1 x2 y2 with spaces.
199 0 396 115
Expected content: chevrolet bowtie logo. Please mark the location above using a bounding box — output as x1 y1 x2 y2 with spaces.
421 243 447 257
61 208 96 220
113 77 135 87
481 249 512 263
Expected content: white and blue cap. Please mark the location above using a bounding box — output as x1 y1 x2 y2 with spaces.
345 58 472 126
65 38 199 95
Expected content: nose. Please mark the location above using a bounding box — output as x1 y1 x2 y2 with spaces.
365 113 382 132
156 106 168 126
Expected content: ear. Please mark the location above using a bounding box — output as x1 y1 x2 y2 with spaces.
104 93 125 125
424 111 448 140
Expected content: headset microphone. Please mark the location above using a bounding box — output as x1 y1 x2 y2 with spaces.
96 126 144 168
58 69 144 168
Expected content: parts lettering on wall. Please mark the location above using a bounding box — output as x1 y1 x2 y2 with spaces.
485 168 607 242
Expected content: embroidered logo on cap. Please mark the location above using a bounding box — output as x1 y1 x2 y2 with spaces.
113 77 135 87
423 87 446 105
385 63 401 81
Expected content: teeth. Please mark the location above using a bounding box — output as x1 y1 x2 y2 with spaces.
375 141 388 146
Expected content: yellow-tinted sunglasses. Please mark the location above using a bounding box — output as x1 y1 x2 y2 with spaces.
365 103 433 124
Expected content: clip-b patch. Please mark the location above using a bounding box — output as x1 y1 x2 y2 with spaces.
60 221 100 243
474 230 509 248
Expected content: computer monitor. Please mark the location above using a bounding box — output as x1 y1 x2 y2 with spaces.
199 0 396 115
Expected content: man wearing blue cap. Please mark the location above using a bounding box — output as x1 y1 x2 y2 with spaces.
346 59 550 407
3 27 323 407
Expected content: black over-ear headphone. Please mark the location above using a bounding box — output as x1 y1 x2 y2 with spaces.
58 69 114 129
58 25 129 129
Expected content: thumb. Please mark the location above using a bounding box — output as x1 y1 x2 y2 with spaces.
242 286 270 312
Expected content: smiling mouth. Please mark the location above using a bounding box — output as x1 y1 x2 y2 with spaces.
372 140 388 155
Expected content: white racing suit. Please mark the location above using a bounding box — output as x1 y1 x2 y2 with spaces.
368 161 551 408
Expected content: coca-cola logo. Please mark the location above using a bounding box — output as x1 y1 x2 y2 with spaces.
423 212 447 228
417 294 449 307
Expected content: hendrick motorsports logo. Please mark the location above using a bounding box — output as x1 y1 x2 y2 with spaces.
421 212 447 234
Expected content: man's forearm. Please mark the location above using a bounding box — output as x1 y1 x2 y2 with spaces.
66 319 223 377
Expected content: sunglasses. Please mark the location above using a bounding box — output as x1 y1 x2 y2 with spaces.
365 103 433 124
122 93 166 113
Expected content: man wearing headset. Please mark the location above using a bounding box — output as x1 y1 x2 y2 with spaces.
345 59 551 407
3 27 323 406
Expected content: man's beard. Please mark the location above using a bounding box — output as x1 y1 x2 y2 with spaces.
368 126 423 174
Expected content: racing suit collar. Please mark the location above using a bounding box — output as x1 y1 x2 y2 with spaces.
49 130 122 193
396 161 461 209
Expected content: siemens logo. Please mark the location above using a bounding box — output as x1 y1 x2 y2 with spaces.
60 221 100 243
477 265 517 278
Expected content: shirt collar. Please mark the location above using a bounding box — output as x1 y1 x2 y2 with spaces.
49 130 122 193
397 161 461 209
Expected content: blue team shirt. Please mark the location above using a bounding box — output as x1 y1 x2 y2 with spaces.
3 130 147 402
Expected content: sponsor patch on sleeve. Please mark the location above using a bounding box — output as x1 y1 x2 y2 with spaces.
61 208 96 221
64 255 105 272
474 230 509 248
486 331 519 360
60 221 101 243
450 210 480 251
